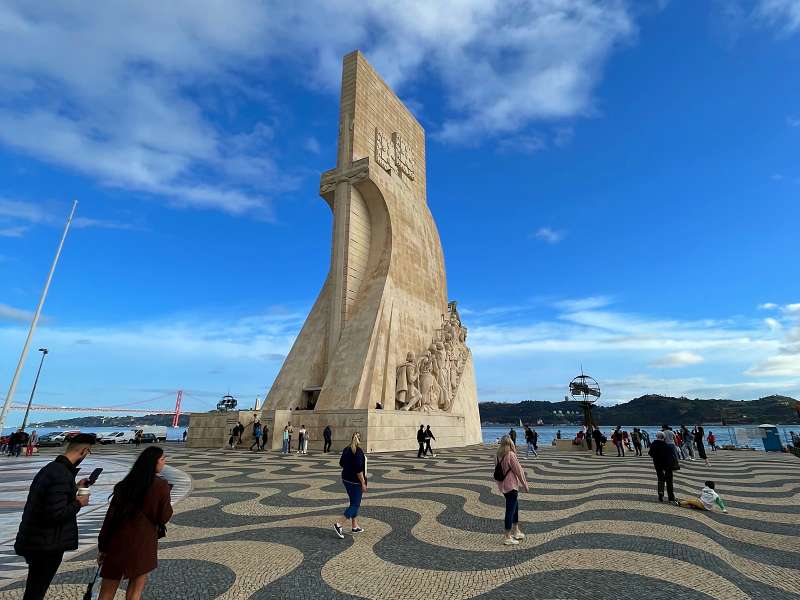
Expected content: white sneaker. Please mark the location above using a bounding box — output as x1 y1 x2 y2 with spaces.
502 537 520 546
513 532 526 540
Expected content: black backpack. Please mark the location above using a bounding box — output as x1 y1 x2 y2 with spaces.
493 459 508 482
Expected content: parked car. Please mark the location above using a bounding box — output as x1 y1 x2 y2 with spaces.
37 431 81 447
140 433 157 444
100 431 125 445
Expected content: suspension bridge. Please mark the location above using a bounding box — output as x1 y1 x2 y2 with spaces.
7 390 206 427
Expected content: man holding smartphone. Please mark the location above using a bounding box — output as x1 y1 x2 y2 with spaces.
14 433 97 600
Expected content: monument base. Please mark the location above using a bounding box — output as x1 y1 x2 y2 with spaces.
262 409 482 454
186 410 261 449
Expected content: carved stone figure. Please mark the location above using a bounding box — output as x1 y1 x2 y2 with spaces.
417 351 439 413
395 352 420 410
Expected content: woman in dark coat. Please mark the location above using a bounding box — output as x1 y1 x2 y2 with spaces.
694 425 709 466
97 446 173 599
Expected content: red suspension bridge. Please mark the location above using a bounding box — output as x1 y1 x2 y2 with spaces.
9 390 197 427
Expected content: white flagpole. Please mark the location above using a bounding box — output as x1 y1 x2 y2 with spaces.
0 200 78 433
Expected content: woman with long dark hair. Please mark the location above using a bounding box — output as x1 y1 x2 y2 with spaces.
97 446 173 599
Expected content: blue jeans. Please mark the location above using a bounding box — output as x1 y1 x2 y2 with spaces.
343 479 363 519
526 442 537 456
281 439 288 453
503 490 519 531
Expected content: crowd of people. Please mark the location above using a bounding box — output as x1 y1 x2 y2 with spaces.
14 434 173 600
1 428 37 457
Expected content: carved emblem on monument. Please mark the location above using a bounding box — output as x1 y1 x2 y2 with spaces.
392 132 415 180
374 128 393 174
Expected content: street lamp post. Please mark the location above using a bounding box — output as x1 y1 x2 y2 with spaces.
21 348 48 430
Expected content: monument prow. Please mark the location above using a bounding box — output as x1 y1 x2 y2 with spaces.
191 51 481 452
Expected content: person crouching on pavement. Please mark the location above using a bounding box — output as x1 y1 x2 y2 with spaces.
677 480 727 512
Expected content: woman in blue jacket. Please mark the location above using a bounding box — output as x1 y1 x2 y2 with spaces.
334 432 367 538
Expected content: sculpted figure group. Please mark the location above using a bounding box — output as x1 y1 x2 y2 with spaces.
395 302 470 412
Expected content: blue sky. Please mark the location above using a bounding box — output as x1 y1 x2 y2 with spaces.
1 1 799 426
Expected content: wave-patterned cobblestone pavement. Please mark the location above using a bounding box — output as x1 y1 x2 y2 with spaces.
1 446 798 599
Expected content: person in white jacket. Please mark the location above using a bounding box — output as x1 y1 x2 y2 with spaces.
677 480 727 513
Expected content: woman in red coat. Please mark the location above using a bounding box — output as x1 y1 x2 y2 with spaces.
97 446 173 599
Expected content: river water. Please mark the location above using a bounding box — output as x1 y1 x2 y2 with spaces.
15 423 799 450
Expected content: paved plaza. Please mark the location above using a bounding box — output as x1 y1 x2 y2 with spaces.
0 444 798 599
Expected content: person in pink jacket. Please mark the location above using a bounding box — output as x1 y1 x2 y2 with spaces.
495 435 529 545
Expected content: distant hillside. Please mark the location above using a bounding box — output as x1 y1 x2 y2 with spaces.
30 414 190 428
479 395 800 425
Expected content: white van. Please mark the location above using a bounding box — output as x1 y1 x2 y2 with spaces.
111 431 137 444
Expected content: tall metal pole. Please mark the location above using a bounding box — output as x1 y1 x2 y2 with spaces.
21 348 48 430
0 200 77 433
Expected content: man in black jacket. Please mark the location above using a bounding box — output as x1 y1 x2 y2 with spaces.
648 431 677 503
592 426 604 456
424 425 436 458
417 425 426 458
323 425 332 453
15 433 96 600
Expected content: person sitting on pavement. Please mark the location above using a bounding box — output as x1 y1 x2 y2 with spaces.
677 480 728 513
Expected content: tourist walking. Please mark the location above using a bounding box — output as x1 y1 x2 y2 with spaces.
707 431 718 451
494 435 529 545
14 433 96 600
680 425 695 460
250 421 263 451
662 425 681 462
641 429 651 448
298 425 306 455
286 423 293 453
694 425 710 466
302 427 310 454
677 480 727 513
524 426 538 457
612 426 624 457
424 425 436 457
334 432 367 538
592 426 604 456
26 430 38 457
417 425 426 458
182 430 187 443
260 425 268 451
281 426 289 454
134 430 143 449
323 425 332 453
648 431 677 503
508 427 517 447
631 428 643 456
96 446 173 600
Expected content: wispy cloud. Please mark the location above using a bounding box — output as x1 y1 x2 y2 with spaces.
650 351 705 368
788 115 800 127
755 0 800 34
0 199 138 235
533 227 566 244
759 302 778 309
0 226 29 238
0 303 33 323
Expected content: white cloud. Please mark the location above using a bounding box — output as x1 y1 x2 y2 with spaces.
304 137 321 154
784 303 800 313
555 296 614 312
0 0 639 214
758 302 778 309
650 351 705 368
0 303 33 323
0 226 29 238
765 317 782 332
533 227 566 244
755 0 800 34
0 199 138 235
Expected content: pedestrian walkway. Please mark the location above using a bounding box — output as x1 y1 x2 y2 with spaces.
0 445 797 599
0 448 190 587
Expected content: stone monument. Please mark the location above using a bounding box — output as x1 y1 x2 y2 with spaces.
188 51 481 452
